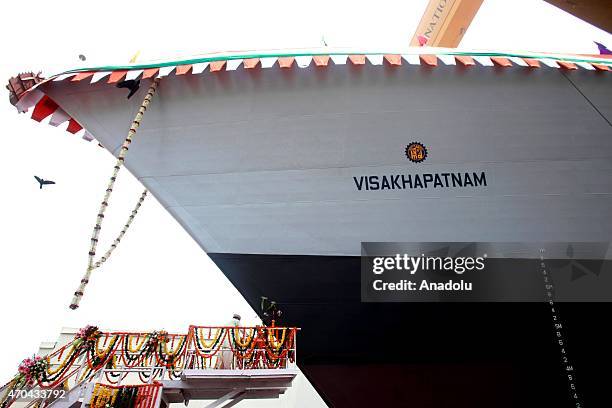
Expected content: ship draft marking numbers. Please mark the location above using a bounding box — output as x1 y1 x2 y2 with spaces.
540 248 581 408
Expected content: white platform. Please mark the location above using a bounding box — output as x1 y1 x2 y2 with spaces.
161 369 299 407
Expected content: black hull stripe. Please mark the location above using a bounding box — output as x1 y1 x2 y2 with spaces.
209 253 611 407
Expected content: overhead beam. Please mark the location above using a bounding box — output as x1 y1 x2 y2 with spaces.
410 0 484 47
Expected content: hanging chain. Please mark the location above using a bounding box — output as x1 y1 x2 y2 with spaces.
70 78 161 310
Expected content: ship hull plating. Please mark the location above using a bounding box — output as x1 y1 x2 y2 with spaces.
211 253 612 407
43 60 612 406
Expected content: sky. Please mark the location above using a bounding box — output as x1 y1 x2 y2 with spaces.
0 0 611 388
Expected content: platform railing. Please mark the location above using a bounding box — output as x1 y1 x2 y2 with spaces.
0 325 298 408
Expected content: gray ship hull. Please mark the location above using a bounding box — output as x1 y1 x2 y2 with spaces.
38 53 612 406
44 62 612 257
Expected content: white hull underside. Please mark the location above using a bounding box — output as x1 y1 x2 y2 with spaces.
43 63 612 256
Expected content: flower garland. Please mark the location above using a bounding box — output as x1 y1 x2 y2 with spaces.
266 328 287 352
43 352 81 386
156 334 187 368
89 383 161 408
137 367 163 384
76 325 101 342
197 328 225 351
121 334 154 367
45 344 78 377
94 335 119 360
103 355 124 385
40 325 103 388
0 379 17 408
232 328 255 349
86 332 118 371
0 357 48 408
229 327 265 362
90 383 118 408
191 328 225 358
17 357 48 386
0 324 298 408
69 78 161 310
126 334 148 354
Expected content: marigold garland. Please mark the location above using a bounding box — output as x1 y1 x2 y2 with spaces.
90 383 118 408
45 345 77 376
267 328 287 352
232 328 255 349
126 335 148 354
192 328 225 358
197 328 225 350
90 383 161 408
0 324 298 408
94 335 119 360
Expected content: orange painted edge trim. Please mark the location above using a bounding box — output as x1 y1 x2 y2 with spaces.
107 70 128 83
348 55 366 65
455 55 475 66
557 61 577 70
175 64 193 75
209 60 226 72
312 55 330 66
278 57 295 68
420 55 438 66
384 54 402 66
243 58 260 69
522 58 540 68
491 57 512 67
142 68 159 79
592 63 610 71
71 72 94 82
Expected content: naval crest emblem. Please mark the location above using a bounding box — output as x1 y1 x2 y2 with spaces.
405 142 427 163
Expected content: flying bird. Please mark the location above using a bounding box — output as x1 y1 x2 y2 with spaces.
34 176 55 189
116 79 141 99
